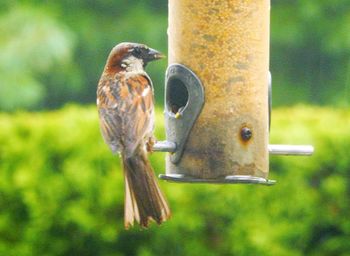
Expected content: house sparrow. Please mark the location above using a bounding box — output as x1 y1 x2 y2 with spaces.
97 42 170 228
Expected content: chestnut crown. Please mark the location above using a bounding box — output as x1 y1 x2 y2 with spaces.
106 42 164 72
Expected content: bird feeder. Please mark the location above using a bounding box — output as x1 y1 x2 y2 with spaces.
153 0 313 185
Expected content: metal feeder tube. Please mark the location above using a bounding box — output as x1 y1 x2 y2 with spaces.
154 0 314 185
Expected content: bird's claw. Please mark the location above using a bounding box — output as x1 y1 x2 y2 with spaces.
146 137 156 153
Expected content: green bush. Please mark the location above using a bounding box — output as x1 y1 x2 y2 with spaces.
0 105 349 256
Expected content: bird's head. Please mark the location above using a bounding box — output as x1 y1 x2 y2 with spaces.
105 42 165 73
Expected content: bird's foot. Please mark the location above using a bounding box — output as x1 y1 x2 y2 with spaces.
146 137 156 153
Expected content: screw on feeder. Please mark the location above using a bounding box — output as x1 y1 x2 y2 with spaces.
240 127 252 142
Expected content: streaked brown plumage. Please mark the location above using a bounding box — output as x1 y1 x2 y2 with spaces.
97 42 170 228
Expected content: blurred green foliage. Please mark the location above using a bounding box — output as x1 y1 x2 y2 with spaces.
0 106 349 255
0 5 76 110
0 1 167 111
0 1 349 111
271 0 350 106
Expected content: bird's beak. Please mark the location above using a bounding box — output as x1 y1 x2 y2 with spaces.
146 48 165 62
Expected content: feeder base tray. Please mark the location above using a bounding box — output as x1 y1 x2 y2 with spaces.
159 174 276 185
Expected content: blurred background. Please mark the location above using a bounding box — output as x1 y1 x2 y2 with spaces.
0 1 349 255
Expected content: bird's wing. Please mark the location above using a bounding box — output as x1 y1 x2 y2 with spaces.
97 73 154 157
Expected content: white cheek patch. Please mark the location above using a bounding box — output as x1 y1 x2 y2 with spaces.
123 56 144 72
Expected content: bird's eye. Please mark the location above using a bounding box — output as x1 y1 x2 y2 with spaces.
133 48 142 56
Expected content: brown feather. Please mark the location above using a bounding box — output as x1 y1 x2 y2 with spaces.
123 146 171 229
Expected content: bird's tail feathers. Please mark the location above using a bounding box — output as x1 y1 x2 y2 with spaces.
122 148 170 229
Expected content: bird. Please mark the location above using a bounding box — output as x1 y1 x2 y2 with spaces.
97 42 171 229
